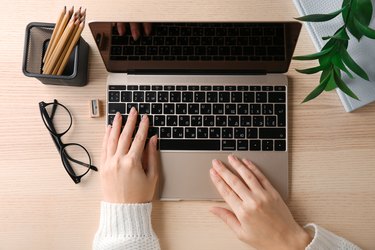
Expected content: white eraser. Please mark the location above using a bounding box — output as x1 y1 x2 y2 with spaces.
90 99 100 118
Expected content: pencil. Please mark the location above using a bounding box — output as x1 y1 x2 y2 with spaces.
43 6 73 72
43 6 66 64
43 16 76 74
51 11 81 74
57 20 85 75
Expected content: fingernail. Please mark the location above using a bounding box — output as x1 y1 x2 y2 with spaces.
130 107 136 115
115 112 120 119
132 31 139 41
231 154 238 160
142 114 148 121
210 168 218 177
151 135 158 146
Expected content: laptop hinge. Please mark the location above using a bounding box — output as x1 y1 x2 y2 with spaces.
125 69 267 75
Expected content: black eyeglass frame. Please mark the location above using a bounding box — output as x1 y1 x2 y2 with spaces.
39 99 98 184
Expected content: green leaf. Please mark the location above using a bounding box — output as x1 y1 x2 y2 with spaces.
325 71 337 91
296 64 326 74
341 48 369 80
295 6 347 22
334 71 360 100
292 47 333 60
354 18 375 39
331 55 354 78
343 0 373 40
323 28 350 41
302 73 330 103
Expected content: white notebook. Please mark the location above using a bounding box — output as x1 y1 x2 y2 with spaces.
293 0 375 112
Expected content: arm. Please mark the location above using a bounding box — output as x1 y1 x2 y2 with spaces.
209 155 361 250
93 108 160 250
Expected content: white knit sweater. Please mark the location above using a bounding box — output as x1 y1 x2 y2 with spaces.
93 202 361 250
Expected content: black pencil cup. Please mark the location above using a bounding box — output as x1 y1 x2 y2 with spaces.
22 22 89 86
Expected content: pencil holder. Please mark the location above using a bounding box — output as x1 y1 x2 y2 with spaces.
22 22 89 86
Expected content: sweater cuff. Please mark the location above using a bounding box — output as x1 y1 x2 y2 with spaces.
304 223 361 250
98 201 155 238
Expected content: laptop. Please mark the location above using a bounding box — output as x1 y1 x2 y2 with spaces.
89 22 301 200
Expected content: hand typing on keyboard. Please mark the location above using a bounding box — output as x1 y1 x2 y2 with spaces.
210 155 312 250
115 22 152 40
99 108 159 203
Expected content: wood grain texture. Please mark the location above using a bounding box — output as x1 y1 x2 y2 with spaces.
0 0 374 249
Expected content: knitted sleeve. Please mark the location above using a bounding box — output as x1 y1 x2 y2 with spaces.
93 202 160 250
305 223 362 250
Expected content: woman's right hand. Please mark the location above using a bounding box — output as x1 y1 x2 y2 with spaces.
210 155 312 250
116 22 152 40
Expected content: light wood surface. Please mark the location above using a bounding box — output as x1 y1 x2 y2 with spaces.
1 1 374 249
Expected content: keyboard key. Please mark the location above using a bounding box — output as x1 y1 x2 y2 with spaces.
231 92 243 102
256 92 267 102
204 116 215 126
216 116 227 126
253 116 264 126
269 92 286 103
175 104 187 114
275 140 286 151
209 128 221 138
170 92 181 102
213 104 224 114
191 116 203 126
109 91 120 102
140 85 151 90
145 92 156 102
237 104 249 114
207 92 218 102
197 128 209 138
200 104 212 114
160 139 220 150
164 85 175 91
237 140 249 150
249 140 261 150
240 116 252 126
139 104 151 114
148 127 159 138
262 104 273 114
262 140 273 151
228 116 239 126
222 140 236 150
275 86 286 91
126 103 138 114
167 115 178 126
188 104 200 114
222 128 233 138
163 104 175 114
250 104 261 114
158 92 169 102
160 127 172 138
219 92 230 102
194 92 206 102
259 128 286 139
247 128 258 138
152 85 163 90
179 116 190 126
234 128 246 138
133 92 144 102
225 104 236 114
154 115 166 126
275 104 286 126
182 92 193 102
185 128 196 138
151 104 162 114
127 85 138 90
173 127 184 138
265 116 277 127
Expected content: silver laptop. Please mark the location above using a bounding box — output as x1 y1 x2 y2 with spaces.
89 22 301 200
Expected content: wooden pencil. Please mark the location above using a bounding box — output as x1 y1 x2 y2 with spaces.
43 16 76 74
57 20 85 75
43 6 73 72
42 6 66 63
51 11 81 74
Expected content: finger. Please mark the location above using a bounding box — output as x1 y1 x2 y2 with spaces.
128 114 149 158
117 107 137 155
117 22 126 36
210 167 242 213
130 22 140 40
107 112 122 157
212 159 251 201
143 22 152 36
242 158 274 191
228 154 263 193
145 135 159 180
210 206 241 236
100 125 112 166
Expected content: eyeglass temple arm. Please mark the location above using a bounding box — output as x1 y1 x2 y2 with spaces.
64 153 98 171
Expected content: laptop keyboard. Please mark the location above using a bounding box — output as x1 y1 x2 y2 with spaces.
110 23 286 61
107 84 287 151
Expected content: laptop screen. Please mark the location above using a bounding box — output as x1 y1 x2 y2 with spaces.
89 22 301 74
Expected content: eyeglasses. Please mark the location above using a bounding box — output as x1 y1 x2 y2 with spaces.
39 99 98 184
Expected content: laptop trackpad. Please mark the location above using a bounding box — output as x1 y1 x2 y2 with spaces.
159 151 288 201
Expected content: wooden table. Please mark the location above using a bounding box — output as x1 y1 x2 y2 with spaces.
1 1 374 249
